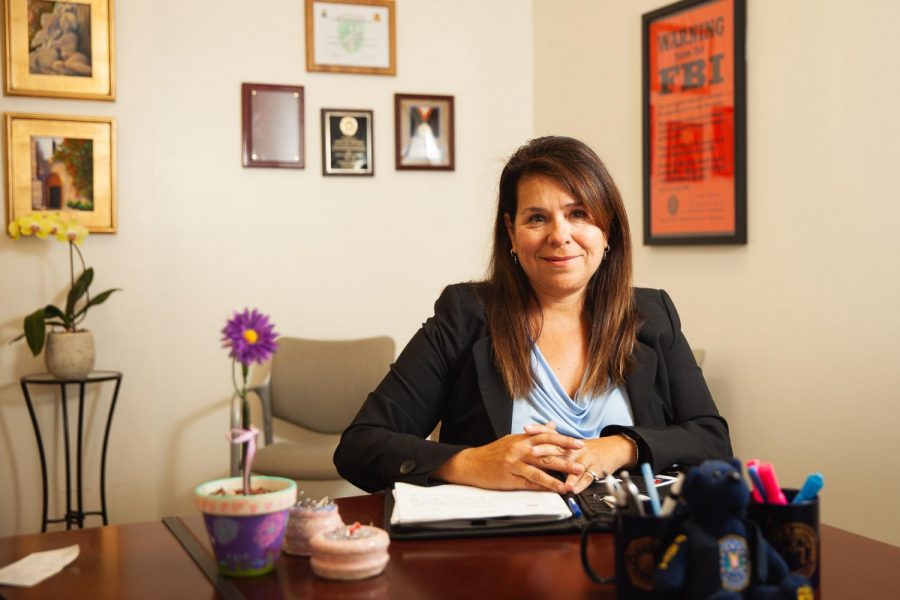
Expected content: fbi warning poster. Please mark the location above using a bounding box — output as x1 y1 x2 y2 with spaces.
642 0 746 244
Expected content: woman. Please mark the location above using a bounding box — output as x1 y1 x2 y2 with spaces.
334 136 731 495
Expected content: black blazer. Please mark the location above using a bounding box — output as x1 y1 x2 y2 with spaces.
334 283 732 493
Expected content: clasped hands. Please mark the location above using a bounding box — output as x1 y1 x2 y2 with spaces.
433 421 637 495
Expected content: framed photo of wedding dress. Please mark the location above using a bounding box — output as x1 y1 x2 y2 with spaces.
394 93 454 171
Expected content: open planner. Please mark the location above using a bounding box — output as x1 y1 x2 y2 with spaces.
385 476 677 540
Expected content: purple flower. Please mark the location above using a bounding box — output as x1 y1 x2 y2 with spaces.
221 308 278 366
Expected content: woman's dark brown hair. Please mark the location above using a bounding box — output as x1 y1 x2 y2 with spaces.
485 136 639 398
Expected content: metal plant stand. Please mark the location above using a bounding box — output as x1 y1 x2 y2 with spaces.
20 370 123 531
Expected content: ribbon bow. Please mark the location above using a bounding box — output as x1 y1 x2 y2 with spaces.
227 425 259 495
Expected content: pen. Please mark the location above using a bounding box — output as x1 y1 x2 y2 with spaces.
660 473 684 517
792 472 824 504
567 496 583 518
605 473 627 508
641 463 662 516
746 459 764 503
757 462 788 505
746 464 768 503
621 471 645 516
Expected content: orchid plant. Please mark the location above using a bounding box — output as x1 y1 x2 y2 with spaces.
221 309 279 474
8 212 120 355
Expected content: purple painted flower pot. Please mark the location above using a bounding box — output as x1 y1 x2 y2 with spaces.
196 476 297 577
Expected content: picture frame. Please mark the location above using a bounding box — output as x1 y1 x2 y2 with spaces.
305 0 396 76
642 0 746 245
321 108 373 176
4 112 116 233
394 93 455 171
3 0 116 100
241 83 305 169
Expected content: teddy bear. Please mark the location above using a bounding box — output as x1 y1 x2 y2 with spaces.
653 458 812 599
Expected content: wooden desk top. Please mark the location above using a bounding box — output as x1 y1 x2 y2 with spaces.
1 493 898 599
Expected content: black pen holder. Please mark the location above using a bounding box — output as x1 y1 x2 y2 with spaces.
613 508 679 599
746 489 820 590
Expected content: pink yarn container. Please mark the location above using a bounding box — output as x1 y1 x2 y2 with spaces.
282 503 343 556
310 524 390 581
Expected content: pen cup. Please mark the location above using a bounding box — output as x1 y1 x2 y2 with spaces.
746 489 820 590
614 509 679 599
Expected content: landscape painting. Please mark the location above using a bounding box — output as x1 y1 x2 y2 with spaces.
31 136 94 211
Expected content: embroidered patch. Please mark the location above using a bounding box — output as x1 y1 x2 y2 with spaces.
771 522 818 579
624 536 662 591
797 584 814 600
718 534 750 592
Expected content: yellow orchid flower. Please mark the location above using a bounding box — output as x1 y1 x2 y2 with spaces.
17 214 53 238
54 221 69 242
65 221 89 244
41 213 65 239
7 219 21 239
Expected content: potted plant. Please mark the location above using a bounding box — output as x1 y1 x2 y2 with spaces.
195 427 297 576
194 309 294 577
8 213 120 379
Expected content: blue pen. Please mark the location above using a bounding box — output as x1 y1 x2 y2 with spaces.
567 496 583 518
641 462 662 516
747 465 769 503
792 473 824 504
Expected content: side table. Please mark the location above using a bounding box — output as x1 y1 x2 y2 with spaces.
20 370 123 531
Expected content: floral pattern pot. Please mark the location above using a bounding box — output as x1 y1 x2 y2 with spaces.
45 331 95 379
195 475 297 576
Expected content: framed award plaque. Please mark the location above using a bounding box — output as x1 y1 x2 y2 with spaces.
642 0 747 245
321 109 374 176
241 83 305 169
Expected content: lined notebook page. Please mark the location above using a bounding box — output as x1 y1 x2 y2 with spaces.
390 482 571 525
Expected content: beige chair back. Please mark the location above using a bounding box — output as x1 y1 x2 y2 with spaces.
269 336 395 434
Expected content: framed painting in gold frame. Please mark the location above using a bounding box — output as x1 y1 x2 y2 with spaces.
5 113 116 233
3 0 116 100
305 0 396 75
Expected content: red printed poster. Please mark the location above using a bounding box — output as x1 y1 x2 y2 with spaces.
642 0 746 244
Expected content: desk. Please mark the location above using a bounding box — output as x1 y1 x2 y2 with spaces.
20 371 123 531
1 493 898 599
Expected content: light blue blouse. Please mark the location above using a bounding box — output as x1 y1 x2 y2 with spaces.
510 342 634 439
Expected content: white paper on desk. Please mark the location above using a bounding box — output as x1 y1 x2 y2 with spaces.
391 482 571 525
0 544 79 587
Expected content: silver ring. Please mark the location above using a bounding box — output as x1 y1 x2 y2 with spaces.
586 469 602 482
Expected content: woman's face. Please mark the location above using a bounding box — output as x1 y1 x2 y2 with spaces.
505 174 608 302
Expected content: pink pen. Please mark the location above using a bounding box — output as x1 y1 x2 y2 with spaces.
745 459 763 503
757 462 788 505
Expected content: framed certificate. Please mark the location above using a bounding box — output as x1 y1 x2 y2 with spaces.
642 0 746 245
305 0 396 75
321 109 373 176
241 83 305 169
394 93 455 171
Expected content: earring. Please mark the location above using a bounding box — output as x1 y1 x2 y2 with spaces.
604 246 610 256
509 248 518 264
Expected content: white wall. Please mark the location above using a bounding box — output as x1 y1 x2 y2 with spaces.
0 0 534 535
535 0 900 545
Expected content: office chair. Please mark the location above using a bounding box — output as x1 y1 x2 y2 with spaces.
693 348 706 368
230 336 395 499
